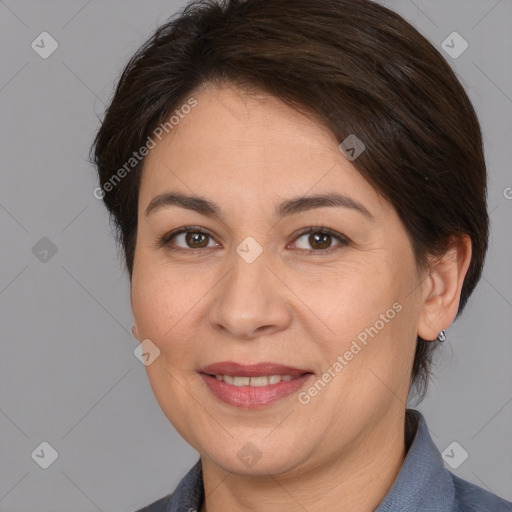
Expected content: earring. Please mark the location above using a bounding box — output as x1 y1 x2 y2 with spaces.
437 330 446 342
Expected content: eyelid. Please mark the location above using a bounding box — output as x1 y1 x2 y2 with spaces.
155 225 218 250
290 226 350 252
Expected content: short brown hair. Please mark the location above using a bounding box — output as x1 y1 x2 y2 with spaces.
91 0 488 402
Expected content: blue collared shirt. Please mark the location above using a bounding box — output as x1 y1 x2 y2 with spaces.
135 409 512 511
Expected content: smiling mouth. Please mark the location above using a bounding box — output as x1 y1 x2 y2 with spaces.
203 373 312 386
199 361 313 378
198 361 315 407
199 372 314 408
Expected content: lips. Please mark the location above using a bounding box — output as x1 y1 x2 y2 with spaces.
200 372 314 409
199 361 312 379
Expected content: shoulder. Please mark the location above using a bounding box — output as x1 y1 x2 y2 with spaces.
133 457 203 512
134 492 173 512
451 473 512 511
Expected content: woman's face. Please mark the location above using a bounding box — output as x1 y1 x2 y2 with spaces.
131 82 428 476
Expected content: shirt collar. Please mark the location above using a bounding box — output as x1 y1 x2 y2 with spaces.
165 408 454 512
375 408 455 511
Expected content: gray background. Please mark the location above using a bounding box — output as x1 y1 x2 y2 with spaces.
0 0 511 510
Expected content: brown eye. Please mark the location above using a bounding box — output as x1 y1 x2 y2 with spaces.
160 227 219 251
184 231 210 248
293 228 349 252
308 232 332 250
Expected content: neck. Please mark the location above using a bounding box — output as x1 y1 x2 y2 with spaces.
200 408 409 512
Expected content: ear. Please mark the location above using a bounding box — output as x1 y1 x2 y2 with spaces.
417 235 472 341
131 323 141 341
129 281 141 341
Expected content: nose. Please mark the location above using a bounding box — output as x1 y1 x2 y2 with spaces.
208 248 292 340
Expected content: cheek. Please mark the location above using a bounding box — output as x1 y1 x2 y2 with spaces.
131 266 205 419
289 258 399 339
130 261 201 356
302 255 418 378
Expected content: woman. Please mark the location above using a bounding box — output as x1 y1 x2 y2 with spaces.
91 0 512 510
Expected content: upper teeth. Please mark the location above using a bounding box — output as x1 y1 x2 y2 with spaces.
215 374 296 386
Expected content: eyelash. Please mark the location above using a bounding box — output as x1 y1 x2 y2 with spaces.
156 225 350 255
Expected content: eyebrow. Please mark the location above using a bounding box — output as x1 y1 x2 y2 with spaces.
145 191 374 220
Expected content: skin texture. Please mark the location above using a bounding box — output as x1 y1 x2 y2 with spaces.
131 82 471 512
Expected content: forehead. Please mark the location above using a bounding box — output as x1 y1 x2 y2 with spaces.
138 83 381 215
